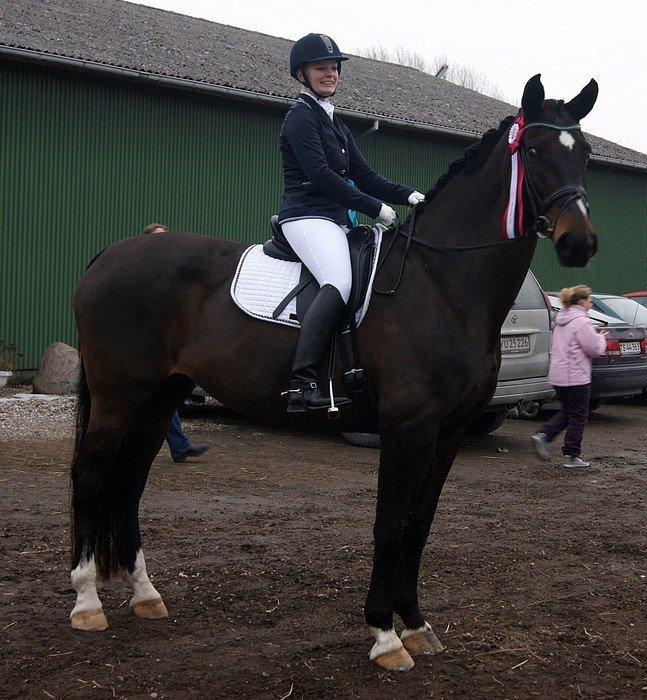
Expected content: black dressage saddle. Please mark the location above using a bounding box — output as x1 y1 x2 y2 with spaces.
263 215 376 325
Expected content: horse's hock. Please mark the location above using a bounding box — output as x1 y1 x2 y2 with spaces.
32 342 80 395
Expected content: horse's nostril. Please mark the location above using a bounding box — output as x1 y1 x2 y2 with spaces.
588 234 598 256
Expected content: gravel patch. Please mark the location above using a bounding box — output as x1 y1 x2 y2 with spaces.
0 386 76 439
0 386 220 441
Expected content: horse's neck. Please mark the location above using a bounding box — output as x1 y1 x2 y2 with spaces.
412 137 538 333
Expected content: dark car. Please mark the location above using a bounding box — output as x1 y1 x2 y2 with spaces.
549 294 647 409
591 294 647 326
623 291 647 309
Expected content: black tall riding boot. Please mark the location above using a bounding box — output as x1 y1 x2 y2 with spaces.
286 284 352 413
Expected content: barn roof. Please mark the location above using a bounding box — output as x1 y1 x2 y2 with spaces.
1 0 646 169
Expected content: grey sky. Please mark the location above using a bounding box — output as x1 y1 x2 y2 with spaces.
129 0 647 155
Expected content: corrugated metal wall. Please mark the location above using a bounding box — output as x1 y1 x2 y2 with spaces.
1 60 287 368
1 58 645 369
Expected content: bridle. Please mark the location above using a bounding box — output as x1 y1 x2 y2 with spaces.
374 119 591 296
521 122 589 239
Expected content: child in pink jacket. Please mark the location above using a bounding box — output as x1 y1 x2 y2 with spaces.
532 285 607 468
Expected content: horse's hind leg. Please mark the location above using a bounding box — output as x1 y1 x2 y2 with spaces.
394 431 462 657
70 405 132 631
116 420 170 619
117 375 195 620
365 420 439 671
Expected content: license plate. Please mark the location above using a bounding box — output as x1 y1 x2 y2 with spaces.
620 341 641 355
501 335 530 354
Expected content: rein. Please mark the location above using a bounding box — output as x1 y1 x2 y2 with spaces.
374 119 589 296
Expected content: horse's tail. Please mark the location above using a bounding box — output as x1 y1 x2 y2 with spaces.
70 356 91 570
70 356 124 579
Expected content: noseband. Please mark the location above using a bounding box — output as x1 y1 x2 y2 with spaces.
520 122 589 239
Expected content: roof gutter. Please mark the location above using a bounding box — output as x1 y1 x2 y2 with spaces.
2 45 647 174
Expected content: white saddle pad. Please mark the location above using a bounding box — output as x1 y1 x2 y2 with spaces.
230 227 383 328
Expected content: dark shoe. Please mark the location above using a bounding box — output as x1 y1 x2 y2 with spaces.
287 381 352 413
172 443 209 463
286 284 350 412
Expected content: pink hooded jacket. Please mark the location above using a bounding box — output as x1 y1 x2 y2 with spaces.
548 305 607 386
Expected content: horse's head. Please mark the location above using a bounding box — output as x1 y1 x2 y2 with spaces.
520 74 598 267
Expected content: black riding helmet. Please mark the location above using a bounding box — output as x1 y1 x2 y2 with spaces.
290 34 349 94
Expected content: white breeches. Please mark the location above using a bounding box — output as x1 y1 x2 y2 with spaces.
281 218 352 304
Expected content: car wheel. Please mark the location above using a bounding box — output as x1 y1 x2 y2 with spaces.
465 408 508 436
588 398 604 412
516 400 541 420
341 432 381 449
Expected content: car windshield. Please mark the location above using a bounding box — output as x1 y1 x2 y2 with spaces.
592 296 647 324
631 297 647 308
548 296 618 326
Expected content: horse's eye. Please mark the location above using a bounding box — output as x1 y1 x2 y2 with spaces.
528 148 537 157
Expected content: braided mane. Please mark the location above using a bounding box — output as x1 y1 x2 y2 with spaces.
412 114 516 217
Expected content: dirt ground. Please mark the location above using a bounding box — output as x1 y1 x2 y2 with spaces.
1 399 645 698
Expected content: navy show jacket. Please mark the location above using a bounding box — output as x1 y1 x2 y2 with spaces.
278 93 414 226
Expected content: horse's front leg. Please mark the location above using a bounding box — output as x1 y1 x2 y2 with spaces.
365 420 438 672
394 431 463 657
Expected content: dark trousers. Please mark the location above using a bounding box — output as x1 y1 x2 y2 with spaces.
166 411 191 459
540 384 591 457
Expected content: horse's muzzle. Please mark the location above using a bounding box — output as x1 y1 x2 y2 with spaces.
554 230 598 268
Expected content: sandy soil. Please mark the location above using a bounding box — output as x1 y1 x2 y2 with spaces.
0 401 645 698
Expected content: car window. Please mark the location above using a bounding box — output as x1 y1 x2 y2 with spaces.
593 297 647 324
512 272 545 310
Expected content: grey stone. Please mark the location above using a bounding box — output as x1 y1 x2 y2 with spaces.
32 342 80 396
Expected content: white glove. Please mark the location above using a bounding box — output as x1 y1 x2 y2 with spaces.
377 203 397 226
408 191 425 206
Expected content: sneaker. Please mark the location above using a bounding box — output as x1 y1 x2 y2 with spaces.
531 433 550 461
563 455 590 468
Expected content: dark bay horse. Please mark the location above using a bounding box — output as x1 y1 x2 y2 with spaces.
69 75 598 670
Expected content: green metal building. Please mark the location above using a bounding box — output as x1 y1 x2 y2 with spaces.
1 1 646 369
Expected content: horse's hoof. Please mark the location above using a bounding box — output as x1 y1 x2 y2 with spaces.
70 609 109 631
132 598 169 619
402 628 445 655
373 646 415 672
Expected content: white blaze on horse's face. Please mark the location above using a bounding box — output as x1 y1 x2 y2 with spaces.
559 130 576 150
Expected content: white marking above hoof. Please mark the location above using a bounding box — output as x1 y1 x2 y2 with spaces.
401 622 432 639
126 550 162 607
70 557 102 618
368 626 403 660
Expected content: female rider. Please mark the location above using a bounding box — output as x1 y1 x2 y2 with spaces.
279 33 424 413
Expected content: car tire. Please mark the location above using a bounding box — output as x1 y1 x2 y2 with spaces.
341 432 381 449
588 398 604 412
516 400 541 420
465 408 508 436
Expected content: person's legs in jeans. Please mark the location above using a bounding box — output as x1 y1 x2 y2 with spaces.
561 384 591 457
166 411 191 460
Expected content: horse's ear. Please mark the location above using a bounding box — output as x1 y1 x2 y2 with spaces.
564 79 599 121
521 74 545 120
